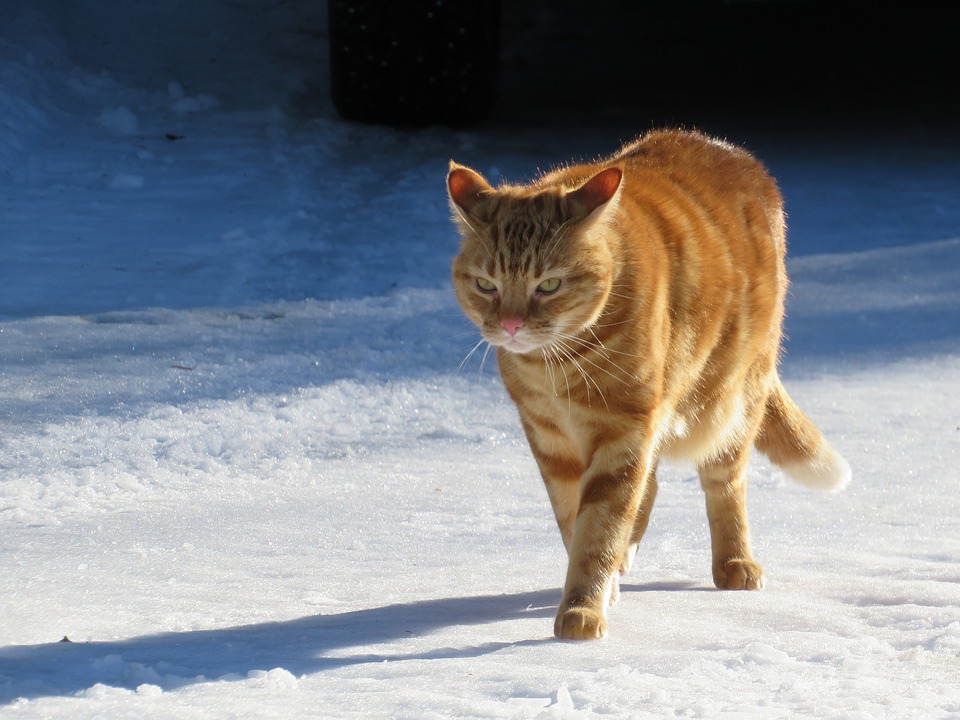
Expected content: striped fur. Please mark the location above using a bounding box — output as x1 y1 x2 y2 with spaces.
448 129 850 640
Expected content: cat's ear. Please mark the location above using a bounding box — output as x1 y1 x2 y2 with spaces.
568 166 623 220
447 162 493 216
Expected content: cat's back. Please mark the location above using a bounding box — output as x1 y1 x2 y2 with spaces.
539 129 780 218
606 129 786 276
616 128 749 166
616 129 779 204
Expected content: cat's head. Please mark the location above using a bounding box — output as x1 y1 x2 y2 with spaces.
448 162 622 355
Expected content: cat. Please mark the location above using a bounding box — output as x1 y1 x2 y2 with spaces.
447 129 851 640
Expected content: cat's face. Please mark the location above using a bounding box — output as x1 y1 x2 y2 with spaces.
448 164 621 355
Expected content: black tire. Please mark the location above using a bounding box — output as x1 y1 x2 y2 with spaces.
328 0 500 127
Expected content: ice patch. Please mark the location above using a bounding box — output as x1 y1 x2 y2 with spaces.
931 621 960 656
741 642 793 666
507 696 551 710
540 683 586 719
74 653 198 695
78 683 135 699
246 668 298 690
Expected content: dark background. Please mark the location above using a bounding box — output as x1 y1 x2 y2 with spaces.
330 0 959 132
497 0 957 125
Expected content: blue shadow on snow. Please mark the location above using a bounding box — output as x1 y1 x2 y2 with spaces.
0 582 698 703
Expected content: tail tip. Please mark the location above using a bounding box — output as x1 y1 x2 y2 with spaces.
782 444 852 493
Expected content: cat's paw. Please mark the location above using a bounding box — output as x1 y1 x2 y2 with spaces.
713 558 765 590
554 606 608 640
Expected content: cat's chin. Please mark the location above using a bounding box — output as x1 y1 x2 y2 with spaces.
489 336 542 355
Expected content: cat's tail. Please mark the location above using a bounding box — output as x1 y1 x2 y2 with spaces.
755 380 852 492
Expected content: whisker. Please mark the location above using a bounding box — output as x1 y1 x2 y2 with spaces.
553 339 610 411
542 218 574 260
451 204 492 255
552 334 632 385
477 342 494 379
555 332 613 362
587 327 613 357
552 341 594 407
546 345 573 418
589 318 633 329
555 331 635 360
454 338 487 377
603 291 636 301
574 349 632 386
541 347 559 398
447 329 487 341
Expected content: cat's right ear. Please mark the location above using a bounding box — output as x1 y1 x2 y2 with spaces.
568 166 623 220
447 162 493 216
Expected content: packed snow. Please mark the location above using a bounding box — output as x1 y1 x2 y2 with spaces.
2 1 959 718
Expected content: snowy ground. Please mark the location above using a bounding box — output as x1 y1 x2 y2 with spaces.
2 1 960 718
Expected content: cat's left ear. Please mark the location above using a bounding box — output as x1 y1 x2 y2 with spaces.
568 166 623 220
447 162 493 216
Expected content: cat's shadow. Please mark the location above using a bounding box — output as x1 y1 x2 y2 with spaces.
620 580 710 594
0 581 703 703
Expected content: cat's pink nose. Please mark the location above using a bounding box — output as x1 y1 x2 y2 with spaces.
500 318 524 337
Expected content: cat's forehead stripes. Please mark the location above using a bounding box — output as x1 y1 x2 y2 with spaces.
486 193 565 276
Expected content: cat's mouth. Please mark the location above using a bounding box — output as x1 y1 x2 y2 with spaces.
502 337 540 354
486 330 543 355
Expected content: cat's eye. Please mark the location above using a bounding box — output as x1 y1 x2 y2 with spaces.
476 278 497 293
536 278 562 295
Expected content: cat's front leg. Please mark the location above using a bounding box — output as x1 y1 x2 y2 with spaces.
518 413 585 553
555 437 653 640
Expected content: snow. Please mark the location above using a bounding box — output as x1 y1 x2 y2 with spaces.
2 1 959 718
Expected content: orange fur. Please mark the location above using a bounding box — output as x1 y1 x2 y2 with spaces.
448 129 850 640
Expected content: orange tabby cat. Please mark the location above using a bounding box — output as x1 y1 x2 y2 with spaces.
447 129 850 640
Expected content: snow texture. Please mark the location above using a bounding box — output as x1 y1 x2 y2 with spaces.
2 1 959 718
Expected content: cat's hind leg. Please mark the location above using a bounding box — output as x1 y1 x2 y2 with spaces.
608 469 658 609
697 448 764 590
619 469 658 576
